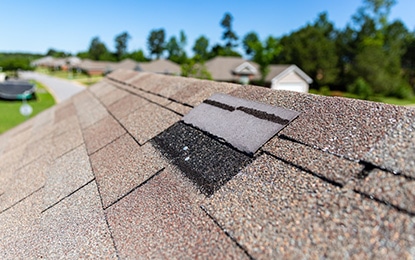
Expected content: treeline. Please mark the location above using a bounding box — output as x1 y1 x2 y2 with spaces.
0 53 42 71
61 0 415 99
2 0 414 99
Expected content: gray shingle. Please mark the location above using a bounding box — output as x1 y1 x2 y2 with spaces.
183 93 299 154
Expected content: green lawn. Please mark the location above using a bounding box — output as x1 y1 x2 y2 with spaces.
0 81 55 134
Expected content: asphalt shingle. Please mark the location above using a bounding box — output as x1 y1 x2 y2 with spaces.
152 122 253 195
1 70 414 258
0 156 48 213
107 92 149 120
83 115 126 155
90 133 166 208
203 154 415 259
105 167 249 259
119 101 181 144
230 85 403 160
183 93 300 155
363 108 415 177
41 181 117 258
263 137 364 186
42 144 94 210
356 168 415 214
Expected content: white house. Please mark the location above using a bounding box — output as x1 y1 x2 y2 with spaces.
266 65 313 93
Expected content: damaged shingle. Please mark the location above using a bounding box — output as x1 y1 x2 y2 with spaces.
183 93 300 155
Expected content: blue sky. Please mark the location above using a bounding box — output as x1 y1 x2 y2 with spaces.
1 0 414 56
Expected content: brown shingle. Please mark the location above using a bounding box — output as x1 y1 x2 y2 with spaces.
119 102 180 144
41 181 117 258
108 93 149 120
106 167 249 259
356 169 415 214
203 154 415 259
230 85 403 160
0 156 48 213
263 137 364 185
83 115 126 155
42 144 94 210
90 134 166 208
1 69 414 258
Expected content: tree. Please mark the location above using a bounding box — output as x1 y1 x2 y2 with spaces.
277 13 339 88
114 31 131 61
192 36 210 61
165 31 187 64
147 29 166 59
181 59 212 80
46 48 69 58
128 49 148 62
220 12 239 56
88 37 110 61
209 44 241 59
243 32 282 84
349 0 411 97
402 32 415 91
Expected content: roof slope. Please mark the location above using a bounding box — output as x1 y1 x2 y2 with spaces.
1 70 414 259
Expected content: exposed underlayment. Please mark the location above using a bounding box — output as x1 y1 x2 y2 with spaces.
1 69 414 259
151 122 252 196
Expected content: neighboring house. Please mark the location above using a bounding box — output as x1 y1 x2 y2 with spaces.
30 56 55 67
74 59 116 76
266 64 313 93
31 56 81 70
204 56 312 93
73 59 181 76
205 56 258 84
136 59 181 75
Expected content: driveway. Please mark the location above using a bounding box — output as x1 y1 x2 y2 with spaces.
19 71 85 103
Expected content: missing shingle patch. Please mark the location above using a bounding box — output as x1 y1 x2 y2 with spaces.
183 93 300 155
151 122 252 196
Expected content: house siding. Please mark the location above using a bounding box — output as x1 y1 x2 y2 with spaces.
271 71 309 93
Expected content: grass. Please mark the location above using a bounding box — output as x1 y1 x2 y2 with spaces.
0 81 55 134
377 96 415 106
36 68 103 86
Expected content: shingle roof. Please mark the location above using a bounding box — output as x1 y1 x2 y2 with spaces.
205 56 260 81
136 59 181 75
1 69 414 259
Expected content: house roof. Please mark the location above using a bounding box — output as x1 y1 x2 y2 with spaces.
1 69 414 258
136 59 181 75
205 56 260 81
266 64 313 84
75 59 181 75
31 56 81 67
75 59 116 72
